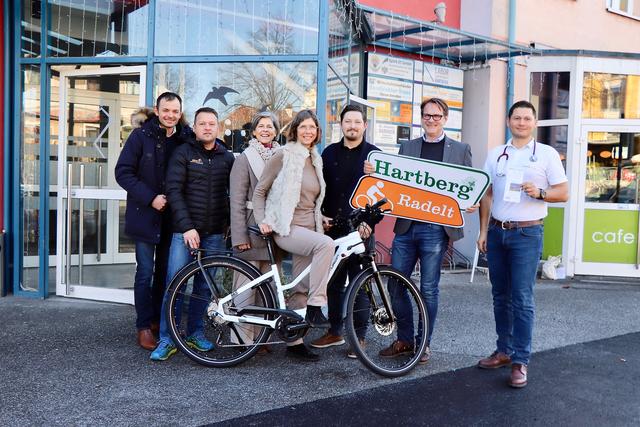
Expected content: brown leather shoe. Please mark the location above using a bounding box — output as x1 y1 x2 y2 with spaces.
418 346 432 365
478 351 511 369
310 332 345 349
379 340 414 358
137 329 157 351
509 363 528 388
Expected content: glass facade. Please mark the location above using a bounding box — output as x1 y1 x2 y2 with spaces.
154 62 317 151
583 72 640 119
536 125 568 170
21 65 41 292
585 132 640 204
530 72 570 120
155 0 319 56
11 0 326 297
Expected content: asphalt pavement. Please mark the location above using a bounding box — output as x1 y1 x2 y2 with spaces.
0 273 638 426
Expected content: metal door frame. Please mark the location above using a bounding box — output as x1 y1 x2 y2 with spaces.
55 66 146 303
573 123 640 277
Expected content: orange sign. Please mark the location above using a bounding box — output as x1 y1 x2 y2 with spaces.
350 176 464 228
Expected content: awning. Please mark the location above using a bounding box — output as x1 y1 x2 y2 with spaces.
352 2 541 65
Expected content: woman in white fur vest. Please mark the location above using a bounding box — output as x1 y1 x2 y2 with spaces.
252 109 334 362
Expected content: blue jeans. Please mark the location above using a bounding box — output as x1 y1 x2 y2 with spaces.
390 222 449 346
134 236 170 330
487 223 543 366
158 233 225 344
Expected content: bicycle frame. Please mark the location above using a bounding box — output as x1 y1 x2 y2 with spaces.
213 230 368 329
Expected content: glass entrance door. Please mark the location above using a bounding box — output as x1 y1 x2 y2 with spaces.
55 66 146 303
574 126 640 277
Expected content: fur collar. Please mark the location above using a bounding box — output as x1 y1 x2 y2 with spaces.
263 142 325 236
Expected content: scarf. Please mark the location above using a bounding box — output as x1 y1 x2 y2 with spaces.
248 138 280 162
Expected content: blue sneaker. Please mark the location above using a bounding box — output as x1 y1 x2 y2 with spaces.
186 331 214 352
150 340 177 361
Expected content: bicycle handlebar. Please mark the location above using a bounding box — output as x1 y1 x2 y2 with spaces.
330 198 389 235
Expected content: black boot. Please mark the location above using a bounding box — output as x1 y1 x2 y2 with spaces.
305 305 330 329
286 344 320 362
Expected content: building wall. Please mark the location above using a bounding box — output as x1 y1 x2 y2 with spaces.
359 0 461 28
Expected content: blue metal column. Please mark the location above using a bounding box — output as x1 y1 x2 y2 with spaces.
506 0 516 141
146 0 156 106
316 0 329 150
2 0 11 296
11 0 22 296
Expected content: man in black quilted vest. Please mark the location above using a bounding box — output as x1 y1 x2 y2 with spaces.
151 107 235 361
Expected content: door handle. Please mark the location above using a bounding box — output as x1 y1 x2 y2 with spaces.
96 165 102 262
78 165 85 284
65 164 72 294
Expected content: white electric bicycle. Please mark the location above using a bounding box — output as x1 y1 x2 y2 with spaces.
164 199 428 377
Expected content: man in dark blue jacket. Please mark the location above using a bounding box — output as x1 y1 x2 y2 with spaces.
115 92 192 351
151 106 235 361
310 104 380 358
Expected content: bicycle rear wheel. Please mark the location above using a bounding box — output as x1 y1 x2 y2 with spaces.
344 265 428 377
165 256 275 367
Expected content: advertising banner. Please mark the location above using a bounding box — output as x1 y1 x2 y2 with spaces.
582 209 639 264
350 176 464 227
351 152 490 227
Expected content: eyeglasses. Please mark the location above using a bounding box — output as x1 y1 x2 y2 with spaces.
422 114 444 121
298 125 318 131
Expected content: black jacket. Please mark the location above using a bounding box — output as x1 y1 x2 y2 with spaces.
115 115 192 243
321 138 381 219
166 138 235 235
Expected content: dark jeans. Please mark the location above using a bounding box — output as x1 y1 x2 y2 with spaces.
327 244 372 340
133 234 171 330
390 222 449 346
158 233 225 344
487 223 543 365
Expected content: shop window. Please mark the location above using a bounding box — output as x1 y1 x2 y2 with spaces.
583 72 640 119
585 132 640 204
154 0 319 56
21 65 41 291
154 62 317 152
536 126 568 170
44 0 148 57
530 72 570 120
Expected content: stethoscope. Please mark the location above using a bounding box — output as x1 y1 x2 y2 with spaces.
496 141 538 177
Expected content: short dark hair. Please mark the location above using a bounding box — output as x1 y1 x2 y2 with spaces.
508 100 537 119
340 104 366 122
156 92 182 110
194 107 219 122
287 109 322 147
420 98 449 117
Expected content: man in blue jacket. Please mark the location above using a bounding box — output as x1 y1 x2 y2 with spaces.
115 92 192 351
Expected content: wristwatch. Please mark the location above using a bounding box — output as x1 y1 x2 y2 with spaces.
537 188 546 200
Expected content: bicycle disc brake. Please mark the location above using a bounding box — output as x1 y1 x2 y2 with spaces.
206 301 227 325
275 317 309 343
372 307 395 336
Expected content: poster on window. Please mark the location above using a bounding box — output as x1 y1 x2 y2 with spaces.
367 77 413 102
423 63 464 88
369 53 414 80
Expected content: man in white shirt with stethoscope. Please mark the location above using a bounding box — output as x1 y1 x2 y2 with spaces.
477 100 569 388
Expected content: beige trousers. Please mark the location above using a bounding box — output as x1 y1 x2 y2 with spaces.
274 225 334 309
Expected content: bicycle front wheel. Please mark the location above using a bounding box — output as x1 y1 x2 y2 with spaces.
345 266 428 377
165 256 275 368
